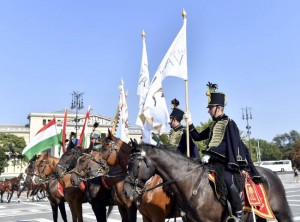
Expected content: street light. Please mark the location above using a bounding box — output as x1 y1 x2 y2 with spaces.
71 91 84 135
242 107 252 150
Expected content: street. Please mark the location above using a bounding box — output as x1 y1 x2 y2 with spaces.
0 172 299 222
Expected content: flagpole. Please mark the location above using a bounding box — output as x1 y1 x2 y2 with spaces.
181 9 190 158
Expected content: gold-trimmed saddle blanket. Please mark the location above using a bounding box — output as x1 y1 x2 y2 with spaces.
208 173 276 221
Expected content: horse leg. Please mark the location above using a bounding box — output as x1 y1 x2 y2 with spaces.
0 191 4 202
17 186 26 202
50 201 59 222
126 205 137 222
117 205 129 222
58 201 68 222
8 190 14 203
27 190 31 201
74 202 83 222
91 199 107 222
68 202 78 222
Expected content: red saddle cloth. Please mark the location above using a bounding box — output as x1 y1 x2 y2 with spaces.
57 181 86 197
208 173 276 221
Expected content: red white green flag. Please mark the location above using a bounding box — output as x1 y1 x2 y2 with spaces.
78 106 91 148
22 116 60 160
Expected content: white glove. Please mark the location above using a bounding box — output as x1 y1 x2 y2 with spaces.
184 111 192 124
201 155 210 163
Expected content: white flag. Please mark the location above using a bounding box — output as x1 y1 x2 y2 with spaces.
136 31 150 127
139 16 188 144
115 79 129 142
156 18 187 81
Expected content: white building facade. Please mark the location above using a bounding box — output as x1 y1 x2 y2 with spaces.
0 110 142 177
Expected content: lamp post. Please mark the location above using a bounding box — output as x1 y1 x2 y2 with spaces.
242 107 252 150
71 91 84 135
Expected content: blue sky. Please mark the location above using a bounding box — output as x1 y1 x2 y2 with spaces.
0 1 299 142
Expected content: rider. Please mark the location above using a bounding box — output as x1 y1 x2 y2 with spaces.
66 132 78 150
166 98 200 159
89 130 102 151
186 82 262 221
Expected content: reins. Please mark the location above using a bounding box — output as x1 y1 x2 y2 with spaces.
144 163 204 192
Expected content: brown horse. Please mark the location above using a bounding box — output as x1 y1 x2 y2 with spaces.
18 161 47 201
56 145 122 222
0 179 12 202
34 152 85 222
123 143 294 222
92 130 180 222
4 173 23 203
69 153 114 222
24 158 68 222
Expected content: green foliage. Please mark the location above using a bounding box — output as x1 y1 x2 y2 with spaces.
0 133 26 172
0 149 6 174
273 130 300 149
0 133 26 154
291 141 300 168
194 119 212 157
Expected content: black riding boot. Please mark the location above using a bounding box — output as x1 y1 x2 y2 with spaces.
234 210 243 222
228 184 243 222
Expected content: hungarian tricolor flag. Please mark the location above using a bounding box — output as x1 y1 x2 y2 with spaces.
22 116 60 160
78 106 91 148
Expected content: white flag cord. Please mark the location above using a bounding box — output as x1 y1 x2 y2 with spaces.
185 79 190 157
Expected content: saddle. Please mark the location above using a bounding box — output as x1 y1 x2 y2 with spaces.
208 171 276 220
57 181 86 197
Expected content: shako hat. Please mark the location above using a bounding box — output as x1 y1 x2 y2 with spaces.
170 98 184 122
206 82 226 107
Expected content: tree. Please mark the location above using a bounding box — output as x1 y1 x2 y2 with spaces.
0 149 6 174
291 141 300 168
194 119 212 156
0 133 26 173
273 130 300 159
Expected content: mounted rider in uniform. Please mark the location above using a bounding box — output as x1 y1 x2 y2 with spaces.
186 82 262 222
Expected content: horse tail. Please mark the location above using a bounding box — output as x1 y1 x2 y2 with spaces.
106 205 114 218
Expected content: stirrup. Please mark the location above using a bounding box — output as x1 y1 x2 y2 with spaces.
225 215 241 222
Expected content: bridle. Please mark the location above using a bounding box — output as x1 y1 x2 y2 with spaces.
125 149 204 201
68 153 109 181
125 150 151 199
56 148 83 177
34 159 56 182
101 137 122 164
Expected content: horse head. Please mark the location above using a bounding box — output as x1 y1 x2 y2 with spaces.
123 144 155 202
98 129 133 169
33 153 57 184
69 153 109 186
70 154 91 187
55 145 83 177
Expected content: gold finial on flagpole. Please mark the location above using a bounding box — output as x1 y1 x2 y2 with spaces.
142 30 146 38
182 9 186 19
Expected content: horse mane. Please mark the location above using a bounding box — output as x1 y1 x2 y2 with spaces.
136 143 200 166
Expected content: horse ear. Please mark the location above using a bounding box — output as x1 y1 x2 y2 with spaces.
130 138 140 152
107 128 115 140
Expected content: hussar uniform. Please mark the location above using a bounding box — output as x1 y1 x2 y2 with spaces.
168 106 200 159
188 82 262 222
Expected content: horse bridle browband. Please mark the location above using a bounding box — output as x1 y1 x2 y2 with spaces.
102 138 122 164
67 153 109 181
56 148 83 177
126 150 203 198
34 159 56 182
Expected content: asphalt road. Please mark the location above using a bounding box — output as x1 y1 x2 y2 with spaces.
0 172 299 222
